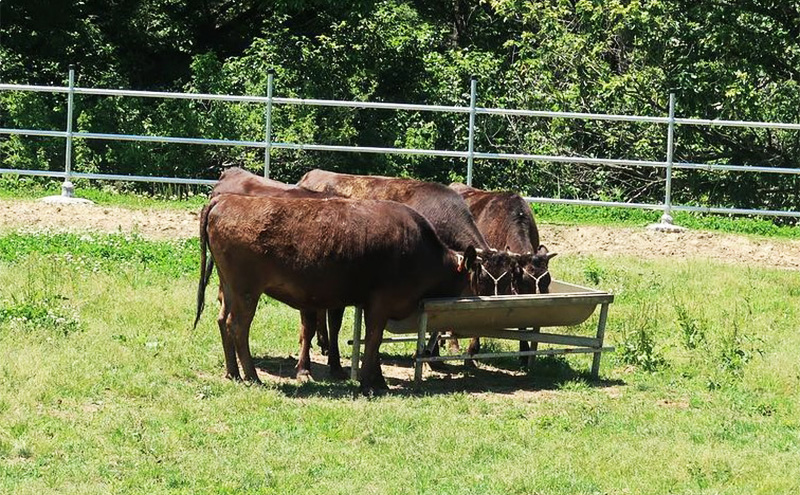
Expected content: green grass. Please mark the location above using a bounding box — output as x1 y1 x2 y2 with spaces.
533 203 800 239
0 175 209 211
1 231 798 494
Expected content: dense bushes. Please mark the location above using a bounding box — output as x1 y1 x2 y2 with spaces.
1 1 798 217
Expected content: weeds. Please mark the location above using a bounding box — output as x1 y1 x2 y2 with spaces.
0 295 82 336
617 302 666 372
675 303 705 350
718 314 764 377
583 257 605 286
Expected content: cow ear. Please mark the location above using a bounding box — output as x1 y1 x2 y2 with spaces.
462 245 478 271
536 245 549 256
546 252 558 260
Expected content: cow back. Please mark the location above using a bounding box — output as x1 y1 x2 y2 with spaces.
212 167 330 199
450 183 540 253
298 169 489 251
206 194 466 315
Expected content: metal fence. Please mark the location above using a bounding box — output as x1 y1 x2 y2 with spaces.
2 66 800 221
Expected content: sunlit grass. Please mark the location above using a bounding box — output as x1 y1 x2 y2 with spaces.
1 232 798 493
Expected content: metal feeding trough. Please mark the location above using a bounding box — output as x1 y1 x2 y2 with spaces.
350 280 614 386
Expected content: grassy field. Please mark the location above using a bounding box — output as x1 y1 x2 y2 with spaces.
1 231 798 494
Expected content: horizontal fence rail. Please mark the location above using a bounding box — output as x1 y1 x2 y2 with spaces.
1 67 799 220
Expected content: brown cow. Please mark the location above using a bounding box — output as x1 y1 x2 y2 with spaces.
298 169 526 360
297 170 527 297
450 182 557 359
195 193 480 395
211 166 295 195
205 167 343 378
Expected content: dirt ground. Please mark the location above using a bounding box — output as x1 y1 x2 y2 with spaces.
2 197 800 270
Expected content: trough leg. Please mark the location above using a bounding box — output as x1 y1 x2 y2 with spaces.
350 306 363 381
414 312 429 388
591 303 610 379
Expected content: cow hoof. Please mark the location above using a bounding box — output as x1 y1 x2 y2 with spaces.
329 367 348 381
464 359 478 369
225 373 242 382
428 360 448 372
296 369 313 382
244 376 263 385
359 385 387 398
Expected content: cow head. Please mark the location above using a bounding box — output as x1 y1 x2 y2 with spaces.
515 245 557 294
470 248 521 297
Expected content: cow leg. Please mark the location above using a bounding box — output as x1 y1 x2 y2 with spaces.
465 337 481 367
359 308 389 396
296 309 316 380
228 292 261 384
326 307 347 380
519 336 530 366
316 310 330 356
216 286 240 381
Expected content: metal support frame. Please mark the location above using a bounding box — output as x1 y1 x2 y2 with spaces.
591 303 610 378
350 306 363 381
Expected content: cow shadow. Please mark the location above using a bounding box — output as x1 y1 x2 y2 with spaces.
252 352 624 399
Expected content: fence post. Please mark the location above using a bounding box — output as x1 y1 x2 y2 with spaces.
62 65 76 197
263 69 275 178
466 75 477 186
662 92 676 224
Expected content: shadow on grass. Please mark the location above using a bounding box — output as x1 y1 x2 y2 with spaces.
251 352 624 399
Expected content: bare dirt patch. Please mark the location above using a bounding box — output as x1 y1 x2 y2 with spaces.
2 197 799 270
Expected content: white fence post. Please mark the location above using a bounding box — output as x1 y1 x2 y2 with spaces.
662 92 676 224
62 65 76 197
263 69 274 178
466 75 477 186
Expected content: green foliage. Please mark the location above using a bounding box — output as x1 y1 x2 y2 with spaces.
582 257 606 286
3 1 800 219
674 303 705 350
616 300 666 372
0 232 198 277
0 294 82 336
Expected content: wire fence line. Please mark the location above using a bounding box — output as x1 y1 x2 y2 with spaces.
1 67 799 220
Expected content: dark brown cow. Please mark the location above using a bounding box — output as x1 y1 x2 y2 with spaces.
204 167 344 379
298 170 523 295
298 169 526 360
195 193 479 395
450 182 557 359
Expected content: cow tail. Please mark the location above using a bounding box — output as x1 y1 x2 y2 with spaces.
194 201 215 329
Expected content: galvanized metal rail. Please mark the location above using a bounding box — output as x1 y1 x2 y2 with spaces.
1 67 799 219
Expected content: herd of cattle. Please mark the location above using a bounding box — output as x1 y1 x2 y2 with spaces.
194 167 556 395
